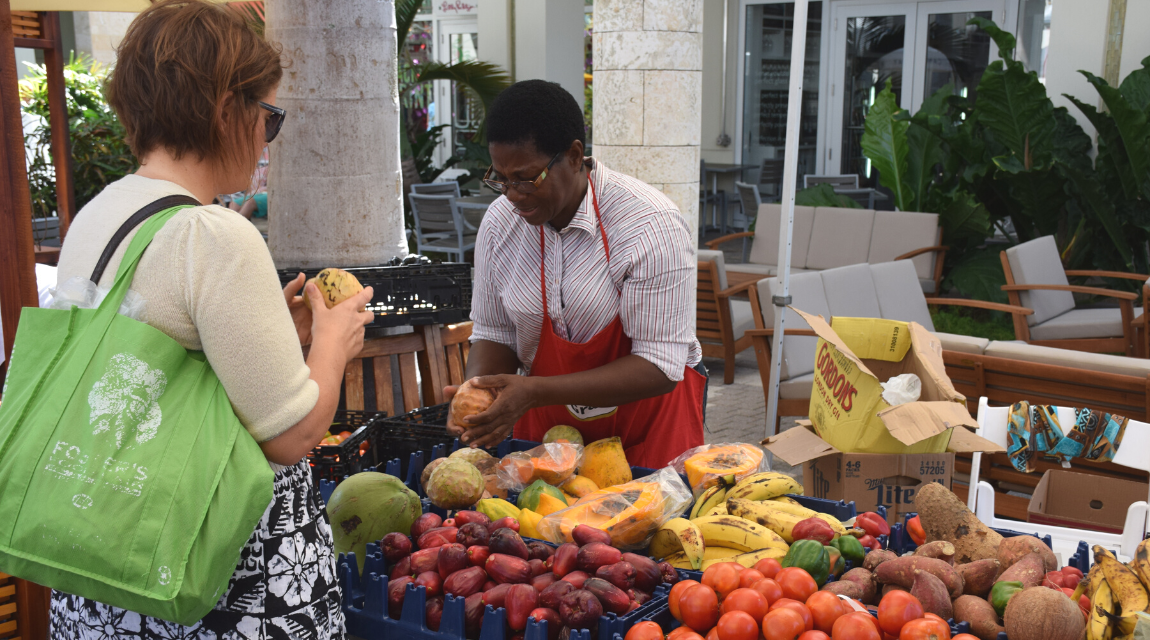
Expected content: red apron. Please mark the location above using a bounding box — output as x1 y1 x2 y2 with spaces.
513 177 706 468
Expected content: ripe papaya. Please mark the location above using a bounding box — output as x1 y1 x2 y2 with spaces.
580 437 631 489
681 443 764 493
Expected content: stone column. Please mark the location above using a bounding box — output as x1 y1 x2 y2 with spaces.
592 0 703 243
266 0 407 268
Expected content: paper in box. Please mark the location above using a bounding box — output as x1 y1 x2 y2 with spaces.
795 307 975 454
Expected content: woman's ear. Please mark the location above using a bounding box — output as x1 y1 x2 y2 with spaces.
217 90 235 130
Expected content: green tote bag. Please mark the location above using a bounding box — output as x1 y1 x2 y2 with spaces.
0 199 275 625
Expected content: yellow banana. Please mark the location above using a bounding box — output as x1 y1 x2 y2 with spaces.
650 518 705 570
727 472 804 502
772 496 802 506
690 485 728 521
702 547 741 561
1132 539 1150 593
704 503 728 517
1090 578 1115 640
1096 545 1149 615
757 499 846 534
662 551 695 570
725 497 806 544
694 514 789 552
722 547 789 570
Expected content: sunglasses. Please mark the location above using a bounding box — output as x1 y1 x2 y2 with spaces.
482 150 564 195
259 101 286 143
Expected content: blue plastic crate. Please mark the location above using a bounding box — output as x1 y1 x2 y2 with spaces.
888 512 1054 556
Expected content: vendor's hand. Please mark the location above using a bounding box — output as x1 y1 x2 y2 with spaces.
458 374 537 449
444 384 462 437
283 273 313 346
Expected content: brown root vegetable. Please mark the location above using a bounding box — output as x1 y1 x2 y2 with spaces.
996 552 1045 588
996 536 1057 574
955 559 1000 598
874 556 964 598
863 549 898 572
914 541 955 565
881 584 907 596
839 568 878 604
914 482 1003 564
821 580 863 599
953 595 1005 640
910 570 952 619
1003 587 1084 640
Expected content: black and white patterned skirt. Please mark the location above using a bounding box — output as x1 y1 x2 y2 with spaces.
50 460 345 639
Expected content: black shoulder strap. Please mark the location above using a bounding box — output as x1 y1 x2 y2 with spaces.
90 194 202 283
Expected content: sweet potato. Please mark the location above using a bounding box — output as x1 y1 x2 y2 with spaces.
910 570 952 620
953 594 1005 640
882 584 907 596
996 536 1057 574
996 552 1045 588
874 556 964 598
863 549 898 572
955 559 1000 598
821 580 864 600
914 482 1003 564
914 541 955 565
840 568 878 604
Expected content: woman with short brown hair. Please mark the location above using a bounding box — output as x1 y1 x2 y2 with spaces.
51 1 367 637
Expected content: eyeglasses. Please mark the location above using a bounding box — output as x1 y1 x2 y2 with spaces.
482 151 564 194
259 101 286 143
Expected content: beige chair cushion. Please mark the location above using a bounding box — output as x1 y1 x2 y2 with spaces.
868 211 939 281
1005 236 1075 326
820 264 882 319
1030 307 1144 341
920 278 937 294
780 373 816 399
805 207 875 270
749 204 816 268
984 340 1150 378
869 260 935 329
698 249 729 290
758 271 831 381
936 332 990 354
731 300 756 338
727 263 778 277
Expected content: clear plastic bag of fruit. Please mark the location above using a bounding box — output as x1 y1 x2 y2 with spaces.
669 442 768 495
494 442 583 491
534 466 693 551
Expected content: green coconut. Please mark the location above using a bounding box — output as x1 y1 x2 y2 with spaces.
543 425 584 446
327 472 421 572
517 478 568 512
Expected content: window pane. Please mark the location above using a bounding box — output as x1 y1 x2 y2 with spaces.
923 11 994 103
840 15 906 181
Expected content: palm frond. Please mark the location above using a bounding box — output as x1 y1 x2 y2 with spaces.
415 60 511 110
396 0 425 46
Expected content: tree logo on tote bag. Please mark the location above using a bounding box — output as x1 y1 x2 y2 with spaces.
88 353 168 448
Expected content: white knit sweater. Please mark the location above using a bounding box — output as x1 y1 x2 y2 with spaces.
57 174 318 445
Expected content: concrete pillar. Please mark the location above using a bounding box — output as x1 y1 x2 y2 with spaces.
477 0 513 79
592 0 703 243
265 0 407 268
515 0 585 104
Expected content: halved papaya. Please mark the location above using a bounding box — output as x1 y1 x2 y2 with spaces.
496 442 582 488
547 481 663 547
683 443 764 492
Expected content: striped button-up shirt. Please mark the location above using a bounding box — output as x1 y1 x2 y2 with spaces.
471 158 701 381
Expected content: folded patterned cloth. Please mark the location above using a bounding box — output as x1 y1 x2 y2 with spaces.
1006 401 1129 472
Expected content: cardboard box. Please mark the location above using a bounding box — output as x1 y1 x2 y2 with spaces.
764 422 1003 524
1027 470 1149 534
796 308 976 454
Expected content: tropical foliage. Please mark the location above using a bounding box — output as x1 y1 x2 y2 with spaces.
860 18 1150 301
20 55 137 220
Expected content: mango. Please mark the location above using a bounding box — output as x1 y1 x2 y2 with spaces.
559 474 598 498
535 493 568 517
518 508 543 539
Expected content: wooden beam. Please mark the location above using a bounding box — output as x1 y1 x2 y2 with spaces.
41 11 74 240
14 577 50 640
0 0 39 369
12 36 49 49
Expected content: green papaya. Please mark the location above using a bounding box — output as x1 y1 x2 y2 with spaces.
516 478 567 512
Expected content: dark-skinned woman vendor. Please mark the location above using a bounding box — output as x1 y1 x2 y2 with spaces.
444 80 705 468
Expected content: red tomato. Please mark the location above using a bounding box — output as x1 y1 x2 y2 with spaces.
707 627 721 640
763 607 807 640
797 632 831 640
716 611 760 640
668 628 705 640
952 635 979 640
772 600 813 632
721 588 770 621
670 580 701 621
680 584 721 633
703 563 743 600
751 578 784 606
899 617 950 640
739 569 767 589
776 568 818 602
755 558 783 580
805 591 846 633
832 612 882 640
625 621 665 640
877 591 924 636
922 614 946 625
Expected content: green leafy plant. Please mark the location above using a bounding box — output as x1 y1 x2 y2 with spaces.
20 55 137 221
795 183 863 208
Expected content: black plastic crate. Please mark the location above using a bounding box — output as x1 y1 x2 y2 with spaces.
372 403 456 485
277 262 471 332
307 410 386 483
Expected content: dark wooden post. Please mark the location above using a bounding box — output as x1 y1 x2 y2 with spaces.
42 11 75 240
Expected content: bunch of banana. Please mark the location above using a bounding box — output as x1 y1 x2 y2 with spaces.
726 472 804 502
690 481 733 520
653 514 788 571
650 518 704 570
1087 545 1147 640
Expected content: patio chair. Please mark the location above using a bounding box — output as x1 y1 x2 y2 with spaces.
967 396 1150 561
412 182 462 197
1000 235 1148 357
758 159 784 200
418 321 473 391
697 250 765 384
410 193 476 262
699 160 725 234
729 181 761 262
803 174 858 189
343 328 438 414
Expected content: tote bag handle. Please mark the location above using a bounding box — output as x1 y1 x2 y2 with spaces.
90 194 202 284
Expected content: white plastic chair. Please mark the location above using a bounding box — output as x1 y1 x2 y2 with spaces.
967 396 1150 561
